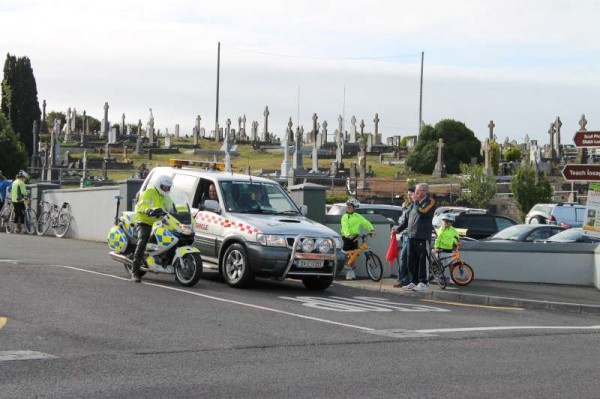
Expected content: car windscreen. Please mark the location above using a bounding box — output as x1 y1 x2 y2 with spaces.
547 228 582 241
220 181 300 214
489 225 532 240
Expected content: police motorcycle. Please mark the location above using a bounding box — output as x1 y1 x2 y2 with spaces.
107 191 202 287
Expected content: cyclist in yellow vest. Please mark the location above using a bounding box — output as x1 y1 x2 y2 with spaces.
130 175 173 283
11 170 29 234
341 198 375 280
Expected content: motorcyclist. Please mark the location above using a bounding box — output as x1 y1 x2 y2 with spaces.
130 175 173 283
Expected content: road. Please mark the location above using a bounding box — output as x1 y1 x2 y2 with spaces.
1 234 599 398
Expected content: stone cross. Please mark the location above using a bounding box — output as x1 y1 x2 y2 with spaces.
72 108 77 132
281 121 291 178
373 113 380 144
488 120 495 141
555 116 562 153
482 138 492 175
579 114 588 131
321 120 328 146
287 117 293 143
242 114 247 137
357 138 368 190
293 127 303 170
335 129 343 165
121 113 126 136
359 119 365 136
263 106 270 142
225 118 231 144
147 108 155 144
337 115 343 136
83 110 88 135
175 124 180 138
349 115 357 143
311 113 318 144
195 115 201 145
432 138 447 178
137 119 142 137
65 108 72 141
102 102 109 138
251 121 258 142
238 116 242 135
548 122 556 159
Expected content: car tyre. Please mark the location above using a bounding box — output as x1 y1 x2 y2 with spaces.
222 243 254 288
529 216 545 224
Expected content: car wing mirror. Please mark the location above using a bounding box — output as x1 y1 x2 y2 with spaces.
204 199 220 213
300 205 308 216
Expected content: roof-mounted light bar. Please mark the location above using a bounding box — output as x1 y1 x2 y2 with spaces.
168 159 226 171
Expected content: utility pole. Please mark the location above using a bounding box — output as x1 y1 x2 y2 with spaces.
215 41 221 140
418 51 424 134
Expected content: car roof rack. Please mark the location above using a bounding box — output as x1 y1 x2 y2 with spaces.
168 158 226 171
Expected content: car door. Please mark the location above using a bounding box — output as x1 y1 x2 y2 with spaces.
192 178 220 261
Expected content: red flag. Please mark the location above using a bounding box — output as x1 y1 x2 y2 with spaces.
386 231 399 264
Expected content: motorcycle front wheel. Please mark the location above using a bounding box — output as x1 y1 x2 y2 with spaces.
175 252 203 287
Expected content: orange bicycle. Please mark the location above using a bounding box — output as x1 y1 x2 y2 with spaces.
344 234 383 282
429 242 475 289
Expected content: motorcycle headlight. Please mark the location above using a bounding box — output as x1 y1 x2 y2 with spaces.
317 238 332 253
257 234 287 247
301 238 315 253
178 223 194 235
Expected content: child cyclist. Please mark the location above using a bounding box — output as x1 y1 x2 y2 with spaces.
432 213 460 267
341 198 375 280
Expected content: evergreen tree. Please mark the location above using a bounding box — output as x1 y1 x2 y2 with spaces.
406 119 481 174
510 164 553 220
0 111 28 177
1 53 41 159
457 163 497 209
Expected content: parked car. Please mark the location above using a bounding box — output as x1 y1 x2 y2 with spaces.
486 224 565 242
327 203 404 221
536 228 600 243
451 209 518 240
432 206 484 229
525 203 585 228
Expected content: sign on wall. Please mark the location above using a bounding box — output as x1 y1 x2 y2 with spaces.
583 183 600 239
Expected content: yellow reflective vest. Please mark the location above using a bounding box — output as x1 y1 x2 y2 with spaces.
134 187 169 225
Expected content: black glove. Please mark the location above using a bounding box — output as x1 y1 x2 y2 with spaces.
146 208 164 217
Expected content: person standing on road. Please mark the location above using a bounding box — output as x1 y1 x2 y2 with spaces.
131 175 173 283
341 198 375 280
0 170 12 211
11 170 29 234
393 186 416 288
393 183 436 291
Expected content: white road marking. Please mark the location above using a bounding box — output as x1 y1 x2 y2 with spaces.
0 259 19 264
280 296 450 312
416 325 600 334
49 265 375 332
0 351 57 362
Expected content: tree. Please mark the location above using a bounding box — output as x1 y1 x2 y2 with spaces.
510 164 553 221
46 111 66 133
1 54 41 158
0 111 28 177
505 146 522 162
490 141 501 174
406 119 481 174
457 163 497 209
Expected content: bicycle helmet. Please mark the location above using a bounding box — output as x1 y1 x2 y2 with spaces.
345 198 360 209
17 170 29 179
154 175 173 196
441 213 455 222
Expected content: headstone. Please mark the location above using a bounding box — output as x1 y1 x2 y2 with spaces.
311 113 318 144
175 124 180 139
241 114 247 138
357 138 368 190
65 107 72 141
349 115 357 143
366 133 373 152
109 127 118 144
287 117 294 143
221 118 232 152
195 115 201 145
164 134 171 149
311 130 319 173
72 108 77 132
262 106 270 142
293 127 303 170
80 150 88 188
579 114 588 131
576 114 589 164
547 122 556 159
337 115 343 140
101 102 109 138
335 129 343 165
121 113 126 138
147 108 155 144
555 116 562 157
237 116 242 139
432 138 447 178
83 110 88 135
373 113 381 145
482 138 492 175
320 120 328 147
137 119 142 137
136 136 143 155
251 121 258 142
488 120 495 141
359 119 365 136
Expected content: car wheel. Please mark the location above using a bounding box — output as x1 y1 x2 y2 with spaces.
222 243 254 288
529 216 545 224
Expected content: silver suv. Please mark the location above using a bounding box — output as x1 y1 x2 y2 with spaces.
525 203 585 228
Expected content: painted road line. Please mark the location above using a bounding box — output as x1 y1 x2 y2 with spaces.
0 259 19 265
280 296 450 313
50 265 375 332
0 317 6 330
415 325 600 334
421 299 524 311
0 351 57 362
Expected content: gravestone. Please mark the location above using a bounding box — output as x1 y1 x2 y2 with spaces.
373 113 381 144
137 119 142 137
432 138 447 178
281 121 292 178
251 121 258 142
175 124 180 139
72 108 77 132
357 138 368 190
320 120 327 147
360 119 365 136
311 113 318 144
482 138 492 175
488 120 495 141
65 108 72 141
293 127 303 170
555 116 562 158
311 130 319 173
547 122 557 160
136 136 143 155
576 114 589 164
349 116 357 143
147 108 155 144
164 134 171 149
262 106 269 142
366 133 373 152
337 115 343 140
335 129 343 165
221 118 232 151
83 110 88 135
241 114 247 139
101 102 109 138
195 115 201 145
121 113 126 138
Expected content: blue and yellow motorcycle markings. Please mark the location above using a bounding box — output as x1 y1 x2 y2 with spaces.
107 226 128 253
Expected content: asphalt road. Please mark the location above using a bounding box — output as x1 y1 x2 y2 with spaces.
1 234 600 399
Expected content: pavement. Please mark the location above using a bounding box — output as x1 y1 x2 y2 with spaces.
335 277 600 315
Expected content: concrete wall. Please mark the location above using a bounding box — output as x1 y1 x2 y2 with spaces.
42 186 120 241
458 241 599 288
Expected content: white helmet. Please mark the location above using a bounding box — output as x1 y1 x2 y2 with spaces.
154 175 173 196
441 213 455 222
17 170 29 179
346 198 360 209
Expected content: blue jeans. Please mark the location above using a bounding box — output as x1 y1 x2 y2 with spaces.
396 235 410 285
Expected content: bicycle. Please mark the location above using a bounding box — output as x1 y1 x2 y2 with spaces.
36 200 72 238
4 198 36 235
428 242 475 289
344 233 383 282
0 198 13 232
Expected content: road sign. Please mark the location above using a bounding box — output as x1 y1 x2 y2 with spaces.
562 164 600 181
573 131 600 147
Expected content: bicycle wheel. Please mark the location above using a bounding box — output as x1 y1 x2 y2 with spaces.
24 208 36 235
0 204 10 232
36 211 51 235
365 252 383 282
450 261 474 286
5 207 15 234
53 211 71 238
429 256 447 289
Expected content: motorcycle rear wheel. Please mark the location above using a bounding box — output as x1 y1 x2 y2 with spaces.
175 252 203 287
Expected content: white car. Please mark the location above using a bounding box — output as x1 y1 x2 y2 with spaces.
327 203 404 221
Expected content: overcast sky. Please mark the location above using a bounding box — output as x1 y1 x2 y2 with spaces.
2 0 600 145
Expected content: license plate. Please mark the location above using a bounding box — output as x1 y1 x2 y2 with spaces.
298 260 324 269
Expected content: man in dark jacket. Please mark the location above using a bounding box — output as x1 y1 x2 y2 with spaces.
393 183 436 291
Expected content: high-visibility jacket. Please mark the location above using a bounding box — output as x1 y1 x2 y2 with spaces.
341 212 374 238
134 187 169 225
434 225 460 250
11 178 26 203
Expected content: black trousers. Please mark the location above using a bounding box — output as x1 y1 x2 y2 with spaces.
407 238 428 285
13 202 25 224
132 223 152 277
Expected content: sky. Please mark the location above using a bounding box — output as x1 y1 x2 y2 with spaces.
2 0 600 145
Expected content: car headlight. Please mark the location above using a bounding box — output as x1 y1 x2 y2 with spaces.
333 237 343 250
257 234 287 247
301 238 315 253
317 238 332 253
